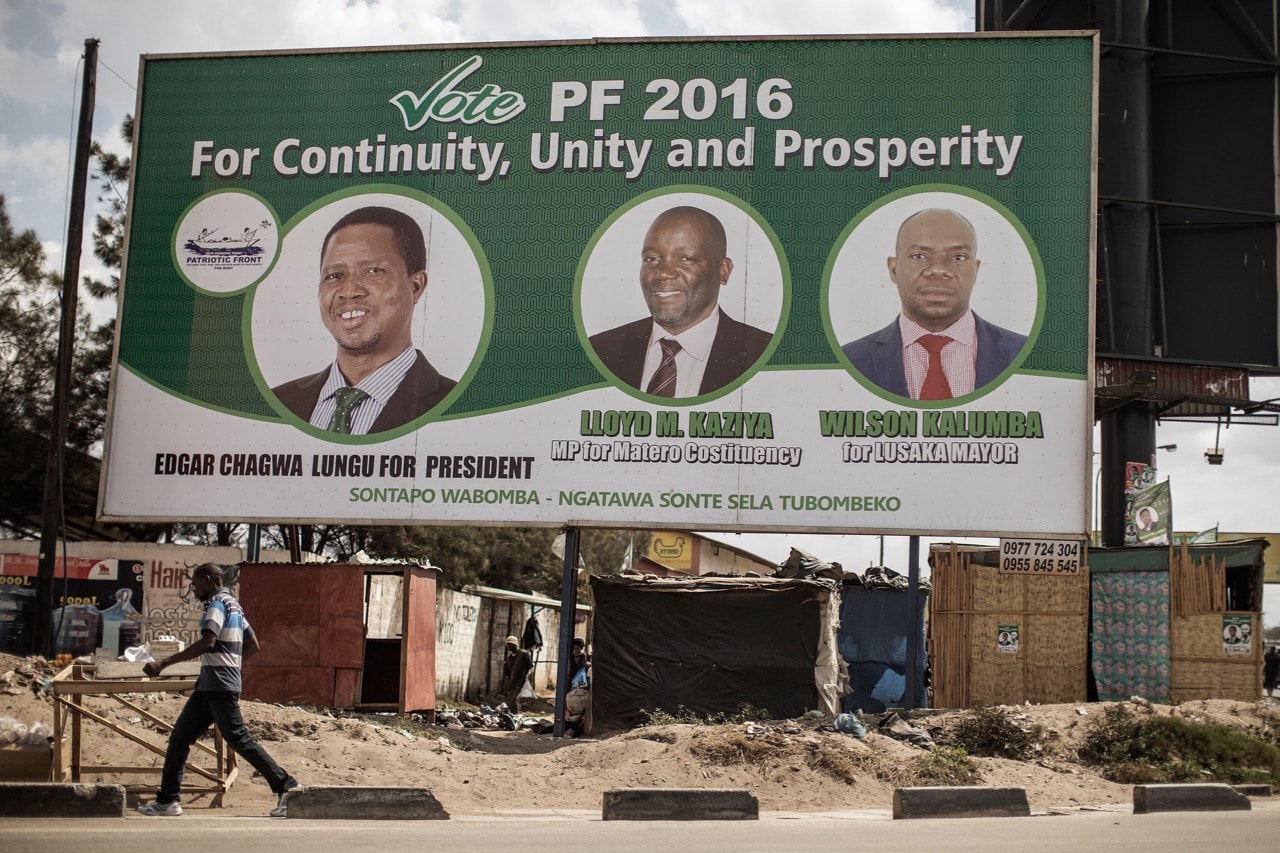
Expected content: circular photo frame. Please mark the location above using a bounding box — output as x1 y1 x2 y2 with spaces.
172 190 280 295
577 187 788 403
248 188 488 440
826 186 1043 404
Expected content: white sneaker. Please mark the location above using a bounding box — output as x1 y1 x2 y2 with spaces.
270 779 300 817
137 800 183 816
270 791 293 817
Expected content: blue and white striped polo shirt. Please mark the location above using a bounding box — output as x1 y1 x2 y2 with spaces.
195 589 251 692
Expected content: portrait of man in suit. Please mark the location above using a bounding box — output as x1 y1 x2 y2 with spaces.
840 207 1028 400
588 205 773 398
1136 506 1158 532
271 206 456 435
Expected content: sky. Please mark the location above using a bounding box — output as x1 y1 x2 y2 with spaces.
2 0 1277 622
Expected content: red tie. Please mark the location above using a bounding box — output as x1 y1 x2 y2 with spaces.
646 338 681 396
918 334 953 400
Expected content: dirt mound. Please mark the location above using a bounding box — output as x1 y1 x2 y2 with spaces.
3 651 1276 816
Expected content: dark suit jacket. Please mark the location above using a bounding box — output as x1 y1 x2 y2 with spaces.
271 350 456 434
840 312 1027 399
589 309 772 396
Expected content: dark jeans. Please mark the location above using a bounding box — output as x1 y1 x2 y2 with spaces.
157 690 293 804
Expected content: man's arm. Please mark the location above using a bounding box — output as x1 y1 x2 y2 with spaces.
142 629 216 677
242 627 262 659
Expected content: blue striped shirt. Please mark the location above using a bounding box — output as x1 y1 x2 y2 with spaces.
307 346 418 435
196 589 251 692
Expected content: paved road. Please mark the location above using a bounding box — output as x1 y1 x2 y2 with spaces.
3 802 1279 852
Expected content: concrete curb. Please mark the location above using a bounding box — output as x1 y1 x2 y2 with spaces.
602 788 758 820
0 783 126 818
285 786 449 820
1231 784 1272 797
892 786 1030 819
1133 783 1251 813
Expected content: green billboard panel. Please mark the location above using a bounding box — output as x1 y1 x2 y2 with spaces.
101 34 1096 536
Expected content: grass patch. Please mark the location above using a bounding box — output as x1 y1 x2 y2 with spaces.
688 726 879 786
935 706 1053 760
640 704 772 726
689 729 785 766
1080 704 1280 785
806 743 862 784
1246 710 1280 747
910 746 981 786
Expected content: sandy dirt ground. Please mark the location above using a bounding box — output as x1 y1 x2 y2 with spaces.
3 652 1277 817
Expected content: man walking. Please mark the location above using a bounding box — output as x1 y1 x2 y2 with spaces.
137 563 299 817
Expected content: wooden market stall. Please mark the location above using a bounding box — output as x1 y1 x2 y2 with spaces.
930 539 1268 708
49 661 237 803
1089 539 1267 702
929 543 1089 708
238 561 439 715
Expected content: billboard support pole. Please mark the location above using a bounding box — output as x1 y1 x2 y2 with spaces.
904 535 920 711
35 38 98 658
553 525 580 738
284 525 301 562
246 524 261 562
1099 0 1158 545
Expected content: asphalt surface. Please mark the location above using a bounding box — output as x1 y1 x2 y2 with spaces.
2 801 1279 852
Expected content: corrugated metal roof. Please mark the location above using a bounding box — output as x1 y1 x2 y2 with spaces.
1096 356 1280 422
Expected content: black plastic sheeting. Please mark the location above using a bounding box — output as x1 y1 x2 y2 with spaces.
591 576 826 729
838 584 927 713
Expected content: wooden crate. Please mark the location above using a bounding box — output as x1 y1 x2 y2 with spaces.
0 742 52 781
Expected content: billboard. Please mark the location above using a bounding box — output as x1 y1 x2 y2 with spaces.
979 0 1279 370
100 35 1095 536
0 555 145 656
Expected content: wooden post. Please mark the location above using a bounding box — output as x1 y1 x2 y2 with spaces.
553 527 581 737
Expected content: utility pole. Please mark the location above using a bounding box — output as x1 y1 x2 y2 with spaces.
35 38 99 656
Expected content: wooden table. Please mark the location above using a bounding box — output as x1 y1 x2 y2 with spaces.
50 663 238 805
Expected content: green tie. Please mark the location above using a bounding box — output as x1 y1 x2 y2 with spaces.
326 387 368 434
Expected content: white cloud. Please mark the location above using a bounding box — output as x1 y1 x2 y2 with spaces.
669 0 970 35
0 132 74 234
0 133 70 184
0 0 974 179
0 1 75 106
39 239 63 273
1154 384 1280 533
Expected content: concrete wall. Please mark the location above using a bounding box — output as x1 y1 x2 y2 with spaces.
435 587 582 705
697 538 776 576
435 587 484 703
366 574 403 639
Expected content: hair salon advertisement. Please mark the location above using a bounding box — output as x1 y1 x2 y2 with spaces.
101 35 1095 536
